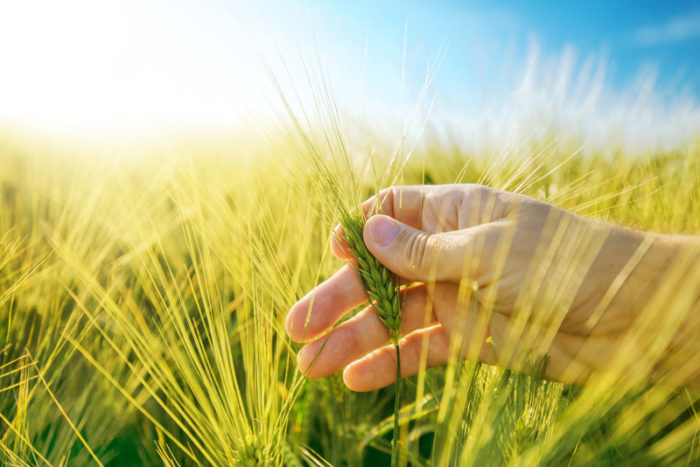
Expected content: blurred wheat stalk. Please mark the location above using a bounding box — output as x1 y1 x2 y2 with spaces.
0 133 699 466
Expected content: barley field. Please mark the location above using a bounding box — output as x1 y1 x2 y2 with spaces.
1 123 699 465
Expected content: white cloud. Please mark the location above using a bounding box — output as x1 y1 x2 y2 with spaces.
429 41 700 154
635 12 700 45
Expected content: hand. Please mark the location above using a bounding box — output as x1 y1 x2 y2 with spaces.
285 184 698 390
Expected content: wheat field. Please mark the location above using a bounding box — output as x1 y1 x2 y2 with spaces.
0 125 698 466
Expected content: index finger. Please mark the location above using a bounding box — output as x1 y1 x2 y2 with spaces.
331 185 432 260
285 264 368 342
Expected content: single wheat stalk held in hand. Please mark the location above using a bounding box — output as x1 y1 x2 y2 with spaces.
340 209 403 467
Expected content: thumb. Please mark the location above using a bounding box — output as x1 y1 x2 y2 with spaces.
363 214 486 282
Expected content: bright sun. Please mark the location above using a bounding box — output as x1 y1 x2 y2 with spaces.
0 0 277 135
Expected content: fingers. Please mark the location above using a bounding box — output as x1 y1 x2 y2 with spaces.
297 285 437 378
342 309 507 392
286 265 367 342
363 215 509 282
330 186 431 260
331 185 514 272
360 185 428 227
342 325 452 392
330 225 353 260
338 310 601 391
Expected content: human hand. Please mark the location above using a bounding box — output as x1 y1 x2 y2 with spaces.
285 184 696 390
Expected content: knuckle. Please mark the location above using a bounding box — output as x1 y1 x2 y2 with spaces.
463 184 490 204
460 184 506 222
369 186 397 216
462 183 486 195
385 186 397 214
400 230 432 275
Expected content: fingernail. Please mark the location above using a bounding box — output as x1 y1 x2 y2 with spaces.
366 216 401 247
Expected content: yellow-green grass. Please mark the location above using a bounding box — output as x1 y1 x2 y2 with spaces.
0 132 699 465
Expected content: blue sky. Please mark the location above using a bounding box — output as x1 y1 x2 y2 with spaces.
304 0 700 150
318 0 700 101
473 0 700 91
0 0 697 145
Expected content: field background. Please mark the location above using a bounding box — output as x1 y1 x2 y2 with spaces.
1 129 698 465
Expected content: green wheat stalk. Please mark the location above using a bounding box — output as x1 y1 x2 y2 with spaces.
340 208 403 467
263 44 429 465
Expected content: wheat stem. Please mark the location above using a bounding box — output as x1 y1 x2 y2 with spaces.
392 341 401 467
340 209 403 466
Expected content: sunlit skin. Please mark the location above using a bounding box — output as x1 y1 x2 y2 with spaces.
286 184 700 391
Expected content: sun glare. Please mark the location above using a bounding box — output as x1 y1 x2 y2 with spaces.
0 1 273 136
0 0 698 149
